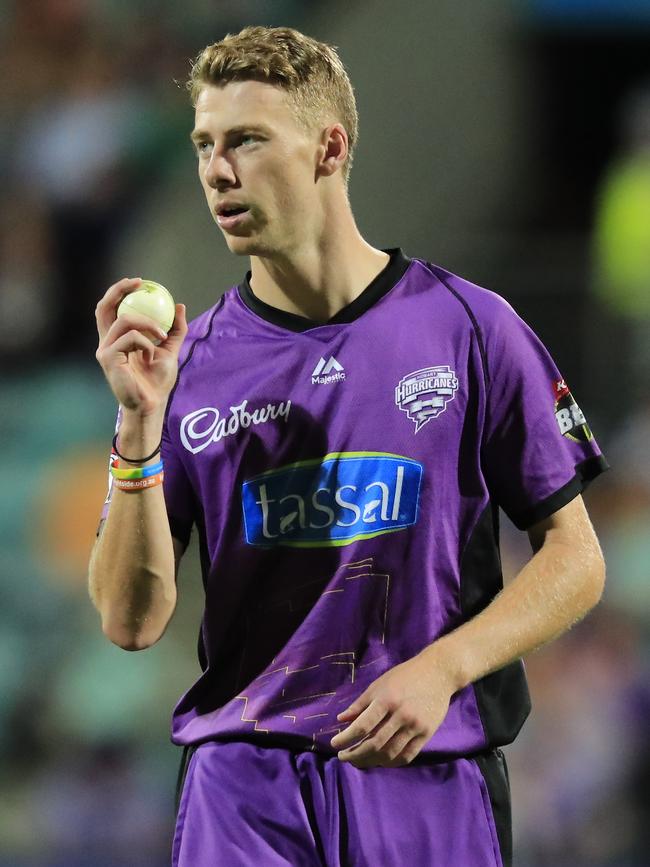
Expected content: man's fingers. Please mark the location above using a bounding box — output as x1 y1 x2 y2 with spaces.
343 730 430 770
336 714 402 763
386 733 430 767
95 277 142 340
375 728 419 765
98 329 158 367
160 304 188 351
100 310 168 350
330 702 389 751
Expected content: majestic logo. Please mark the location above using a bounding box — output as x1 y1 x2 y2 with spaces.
180 399 291 454
554 379 593 443
242 452 422 548
312 356 345 385
395 366 459 432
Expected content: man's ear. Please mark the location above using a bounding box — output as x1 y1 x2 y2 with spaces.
316 123 348 179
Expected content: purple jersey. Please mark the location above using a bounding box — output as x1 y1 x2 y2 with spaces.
104 249 606 758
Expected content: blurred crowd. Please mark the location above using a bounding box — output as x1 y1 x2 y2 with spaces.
0 1 649 866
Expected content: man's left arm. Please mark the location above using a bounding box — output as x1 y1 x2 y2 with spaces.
330 495 605 768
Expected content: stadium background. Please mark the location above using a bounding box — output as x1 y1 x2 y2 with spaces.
1 0 649 864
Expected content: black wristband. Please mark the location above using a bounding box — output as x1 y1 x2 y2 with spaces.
112 432 162 465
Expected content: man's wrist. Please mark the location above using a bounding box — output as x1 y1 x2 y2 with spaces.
417 632 474 695
116 408 165 466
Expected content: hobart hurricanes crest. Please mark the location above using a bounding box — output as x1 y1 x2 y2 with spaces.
395 365 459 432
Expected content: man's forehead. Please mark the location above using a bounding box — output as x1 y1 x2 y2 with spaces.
193 80 293 130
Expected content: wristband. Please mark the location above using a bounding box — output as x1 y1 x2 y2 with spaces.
112 472 164 492
112 432 162 465
111 460 164 480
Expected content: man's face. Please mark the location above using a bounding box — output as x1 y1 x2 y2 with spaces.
192 81 322 257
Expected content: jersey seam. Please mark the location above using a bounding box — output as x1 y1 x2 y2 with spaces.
419 261 490 392
166 294 225 418
164 297 225 547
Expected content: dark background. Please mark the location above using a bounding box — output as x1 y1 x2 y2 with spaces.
1 1 649 864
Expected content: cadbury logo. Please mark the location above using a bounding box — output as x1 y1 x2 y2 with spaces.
180 399 291 454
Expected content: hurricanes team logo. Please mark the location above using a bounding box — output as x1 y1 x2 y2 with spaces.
395 365 459 433
554 379 593 443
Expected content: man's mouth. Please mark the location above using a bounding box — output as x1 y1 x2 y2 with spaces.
216 204 251 230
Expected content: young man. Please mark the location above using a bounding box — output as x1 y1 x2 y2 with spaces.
89 26 607 867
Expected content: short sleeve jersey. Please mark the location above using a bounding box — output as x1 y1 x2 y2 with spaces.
103 249 607 758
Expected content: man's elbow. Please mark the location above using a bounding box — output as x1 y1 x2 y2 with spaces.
580 543 606 613
101 618 166 652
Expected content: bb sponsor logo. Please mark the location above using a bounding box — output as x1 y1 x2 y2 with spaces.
180 399 291 454
553 379 593 443
312 356 345 385
395 365 459 432
241 452 422 548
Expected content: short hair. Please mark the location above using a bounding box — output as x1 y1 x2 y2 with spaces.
187 26 358 183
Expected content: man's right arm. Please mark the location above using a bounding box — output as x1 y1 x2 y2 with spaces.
87 277 188 651
88 412 181 650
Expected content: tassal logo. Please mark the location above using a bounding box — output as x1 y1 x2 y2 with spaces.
241 452 422 548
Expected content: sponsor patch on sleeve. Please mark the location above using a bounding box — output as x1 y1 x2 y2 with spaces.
553 379 593 443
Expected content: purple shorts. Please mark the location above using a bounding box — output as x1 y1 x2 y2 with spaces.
172 741 510 866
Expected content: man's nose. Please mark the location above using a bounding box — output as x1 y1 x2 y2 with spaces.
205 151 237 189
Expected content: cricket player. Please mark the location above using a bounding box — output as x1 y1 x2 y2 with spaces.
89 26 607 866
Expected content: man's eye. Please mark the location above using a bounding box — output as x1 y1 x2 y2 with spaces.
238 134 257 147
196 141 212 156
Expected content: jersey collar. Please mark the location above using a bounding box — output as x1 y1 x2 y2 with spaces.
237 248 411 333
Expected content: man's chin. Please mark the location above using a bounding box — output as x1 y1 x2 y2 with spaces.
223 234 271 258
222 233 254 254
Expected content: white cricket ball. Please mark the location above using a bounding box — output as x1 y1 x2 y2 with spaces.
117 280 176 333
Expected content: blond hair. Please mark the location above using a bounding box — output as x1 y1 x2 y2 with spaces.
187 26 358 182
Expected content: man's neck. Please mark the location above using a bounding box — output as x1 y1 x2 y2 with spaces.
249 224 390 323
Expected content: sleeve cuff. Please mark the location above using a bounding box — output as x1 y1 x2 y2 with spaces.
507 454 610 531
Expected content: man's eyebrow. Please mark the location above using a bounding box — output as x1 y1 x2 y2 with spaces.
189 124 272 143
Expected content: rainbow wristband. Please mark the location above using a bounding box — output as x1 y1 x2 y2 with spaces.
111 460 164 480
112 472 164 492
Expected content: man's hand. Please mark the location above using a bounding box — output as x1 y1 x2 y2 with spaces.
330 651 457 769
95 277 188 418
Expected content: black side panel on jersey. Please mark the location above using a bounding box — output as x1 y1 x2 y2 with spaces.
174 743 199 817
460 503 532 745
474 748 512 867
